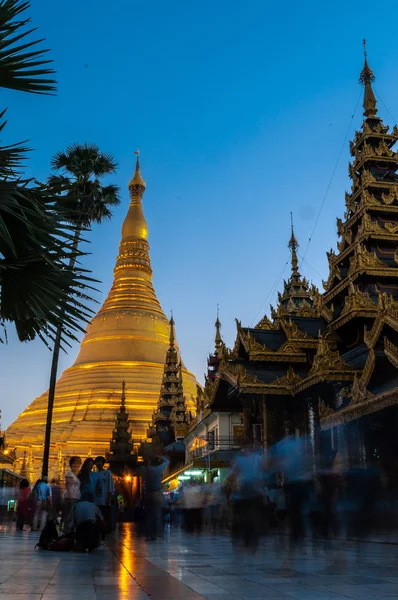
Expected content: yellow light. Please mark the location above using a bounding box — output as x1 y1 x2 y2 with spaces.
4 450 9 455
125 475 132 482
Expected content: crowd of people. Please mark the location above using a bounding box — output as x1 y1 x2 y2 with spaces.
13 436 395 554
16 455 115 552
159 437 395 554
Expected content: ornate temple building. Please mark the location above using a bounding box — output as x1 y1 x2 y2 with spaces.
6 158 198 478
200 51 398 472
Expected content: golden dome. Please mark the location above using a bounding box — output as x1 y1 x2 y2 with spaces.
6 155 198 479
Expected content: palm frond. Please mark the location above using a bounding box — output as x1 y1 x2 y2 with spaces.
0 178 98 344
0 0 56 94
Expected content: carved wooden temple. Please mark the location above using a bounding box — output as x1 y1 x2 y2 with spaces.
205 51 398 472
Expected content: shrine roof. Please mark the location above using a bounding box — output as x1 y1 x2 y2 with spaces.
289 316 327 338
243 328 286 351
245 365 308 383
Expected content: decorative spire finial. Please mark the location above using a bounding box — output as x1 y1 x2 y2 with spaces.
288 212 299 274
215 305 222 349
359 39 377 118
169 312 175 347
129 150 146 190
121 381 126 410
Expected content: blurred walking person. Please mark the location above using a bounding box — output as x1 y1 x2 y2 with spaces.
16 479 30 531
63 455 82 533
78 458 96 496
183 481 205 534
142 454 169 540
94 456 115 539
32 476 52 532
229 444 267 552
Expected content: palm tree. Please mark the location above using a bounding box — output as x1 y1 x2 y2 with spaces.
42 143 120 477
0 1 97 345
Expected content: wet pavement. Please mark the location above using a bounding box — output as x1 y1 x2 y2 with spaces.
1 524 398 599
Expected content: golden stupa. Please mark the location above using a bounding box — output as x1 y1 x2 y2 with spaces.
6 157 198 477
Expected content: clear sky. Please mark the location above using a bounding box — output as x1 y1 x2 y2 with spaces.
2 0 398 429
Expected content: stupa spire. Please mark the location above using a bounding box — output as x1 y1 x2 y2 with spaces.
129 151 146 191
359 39 377 118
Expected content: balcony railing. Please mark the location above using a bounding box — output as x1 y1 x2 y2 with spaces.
188 435 244 461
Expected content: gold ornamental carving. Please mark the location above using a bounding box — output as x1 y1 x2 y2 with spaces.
361 347 376 387
383 221 398 234
274 366 303 388
309 337 351 379
384 337 398 368
349 244 385 276
341 281 376 317
375 139 395 157
361 169 376 187
363 318 383 349
310 286 334 322
280 318 311 342
361 188 380 207
318 397 335 420
255 314 278 330
350 374 370 405
381 186 398 205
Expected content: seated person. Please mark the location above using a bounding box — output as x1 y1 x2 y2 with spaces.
74 492 104 552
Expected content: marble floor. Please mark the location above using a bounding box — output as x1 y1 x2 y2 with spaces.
1 525 398 599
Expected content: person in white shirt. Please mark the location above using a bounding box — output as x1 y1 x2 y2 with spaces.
75 492 104 552
94 456 115 539
32 476 52 532
63 455 82 533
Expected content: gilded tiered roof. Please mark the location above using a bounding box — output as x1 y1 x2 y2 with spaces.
148 317 190 444
210 45 398 435
271 216 314 319
109 382 134 458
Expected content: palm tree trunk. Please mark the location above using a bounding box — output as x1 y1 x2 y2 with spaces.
42 226 82 478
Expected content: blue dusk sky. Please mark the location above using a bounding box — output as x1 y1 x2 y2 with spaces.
2 0 398 428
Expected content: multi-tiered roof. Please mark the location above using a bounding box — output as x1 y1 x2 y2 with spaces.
148 317 190 446
108 382 134 458
205 47 398 438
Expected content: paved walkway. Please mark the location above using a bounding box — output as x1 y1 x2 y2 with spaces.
1 525 398 599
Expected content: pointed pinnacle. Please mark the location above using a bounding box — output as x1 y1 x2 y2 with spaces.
359 39 377 118
169 313 175 346
121 381 126 409
215 308 222 348
288 213 299 274
130 153 146 189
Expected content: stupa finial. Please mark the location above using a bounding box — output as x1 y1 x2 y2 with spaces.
129 149 146 190
359 39 378 118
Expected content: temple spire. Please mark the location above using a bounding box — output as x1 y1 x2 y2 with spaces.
215 305 222 350
121 380 126 411
169 313 175 347
288 212 299 275
359 39 378 118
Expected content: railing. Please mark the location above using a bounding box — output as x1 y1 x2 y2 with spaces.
188 435 244 461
